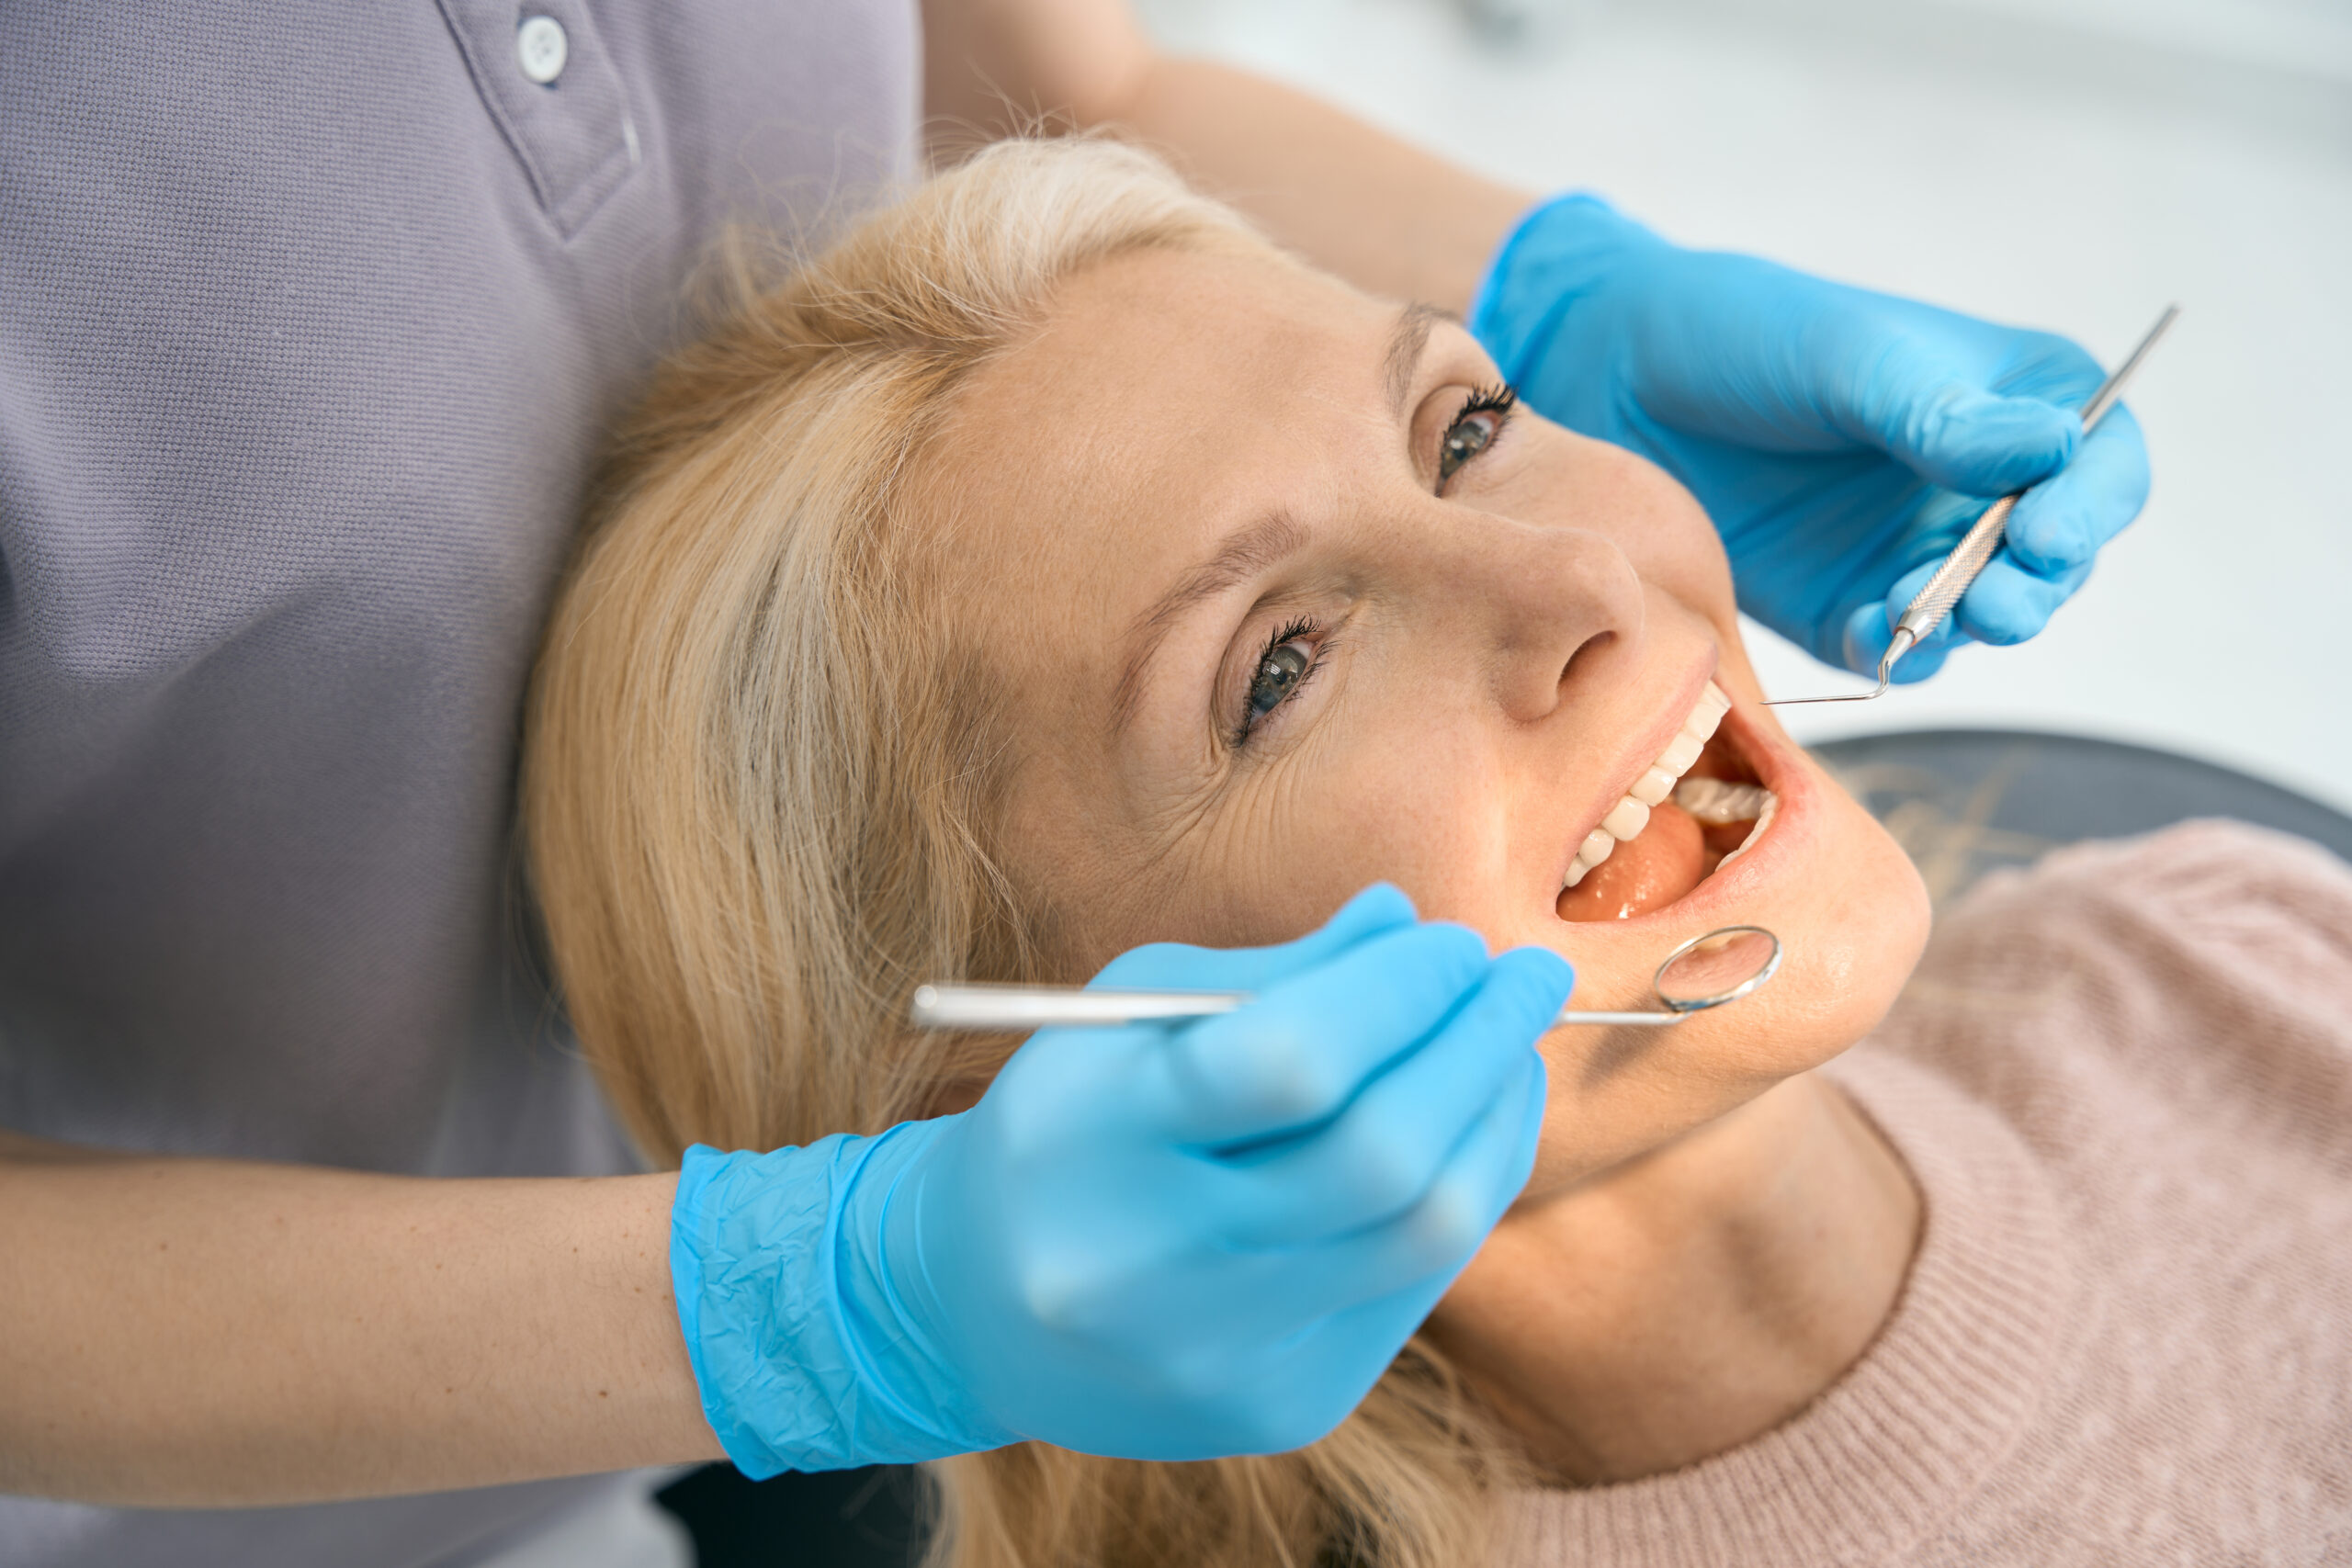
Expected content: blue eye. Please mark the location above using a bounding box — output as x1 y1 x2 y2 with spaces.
1249 640 1312 719
1439 383 1517 489
1235 619 1322 746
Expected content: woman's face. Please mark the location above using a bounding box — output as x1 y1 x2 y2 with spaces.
919 244 1929 1192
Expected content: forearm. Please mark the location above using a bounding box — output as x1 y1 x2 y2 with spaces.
1107 58 1532 315
0 1134 720 1506
921 0 1531 313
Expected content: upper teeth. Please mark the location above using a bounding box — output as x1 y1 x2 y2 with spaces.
1563 681 1738 890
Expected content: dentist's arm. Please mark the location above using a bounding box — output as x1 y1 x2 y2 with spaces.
4 888 1567 1499
0 1137 719 1506
921 0 1528 313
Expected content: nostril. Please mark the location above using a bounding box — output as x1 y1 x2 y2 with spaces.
1560 629 1616 692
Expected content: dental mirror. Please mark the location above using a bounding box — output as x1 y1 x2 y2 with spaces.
1563 924 1782 1026
906 924 1782 1032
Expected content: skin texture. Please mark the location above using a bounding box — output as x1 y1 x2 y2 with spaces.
0 1133 718 1505
919 247 1935 1482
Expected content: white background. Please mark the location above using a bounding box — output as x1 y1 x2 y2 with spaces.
1138 0 2352 811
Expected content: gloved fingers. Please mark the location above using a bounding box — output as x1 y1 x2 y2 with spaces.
1145 1054 1544 1356
2000 404 2150 578
978 895 1423 1137
1217 947 1570 1247
1254 1051 1546 1316
935 1057 1543 1461
1087 883 1418 994
1150 1278 1464 1457
1145 921 1498 1147
1951 552 2093 647
1842 333 2084 499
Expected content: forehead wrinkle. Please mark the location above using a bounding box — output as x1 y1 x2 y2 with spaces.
1108 509 1310 739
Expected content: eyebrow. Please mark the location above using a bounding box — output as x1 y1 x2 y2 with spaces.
1384 301 1451 421
1102 305 1444 740
1109 509 1310 739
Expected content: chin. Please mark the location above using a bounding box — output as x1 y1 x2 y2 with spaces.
1511 668 1931 1190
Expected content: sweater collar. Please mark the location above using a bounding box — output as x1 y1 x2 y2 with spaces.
1495 1048 2083 1567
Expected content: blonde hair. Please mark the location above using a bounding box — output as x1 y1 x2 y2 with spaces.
523 137 1520 1568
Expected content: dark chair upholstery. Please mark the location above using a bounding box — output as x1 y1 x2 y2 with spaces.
655 728 2352 1567
1809 728 2352 904
656 1461 924 1568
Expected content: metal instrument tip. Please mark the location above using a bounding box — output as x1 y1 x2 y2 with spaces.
1762 627 1915 706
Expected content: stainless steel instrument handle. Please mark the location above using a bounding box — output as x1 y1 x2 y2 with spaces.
908 983 1688 1032
1895 493 2018 644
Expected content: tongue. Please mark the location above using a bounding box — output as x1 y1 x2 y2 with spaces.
1556 801 1709 922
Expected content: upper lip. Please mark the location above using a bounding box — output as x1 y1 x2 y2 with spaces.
1555 651 1721 889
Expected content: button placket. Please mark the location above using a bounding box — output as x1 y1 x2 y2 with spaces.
435 0 639 238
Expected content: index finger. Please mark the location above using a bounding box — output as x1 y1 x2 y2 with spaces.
1146 922 1498 1146
2001 404 2151 578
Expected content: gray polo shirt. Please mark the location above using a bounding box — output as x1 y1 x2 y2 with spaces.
0 3 916 1562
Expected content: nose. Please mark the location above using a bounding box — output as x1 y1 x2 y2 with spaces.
1420 514 1648 725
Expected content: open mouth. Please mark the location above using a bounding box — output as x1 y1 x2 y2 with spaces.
1555 680 1778 924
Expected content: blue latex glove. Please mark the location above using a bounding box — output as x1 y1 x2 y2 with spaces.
1471 195 2154 681
670 885 1572 1474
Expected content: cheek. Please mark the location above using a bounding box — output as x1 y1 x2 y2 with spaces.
1785 790 1933 1048
1227 734 1514 945
1081 708 1524 962
1546 446 1735 621
1620 513 1735 629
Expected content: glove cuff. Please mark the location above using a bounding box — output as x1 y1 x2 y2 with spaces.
671 1131 1005 1477
1468 192 1666 385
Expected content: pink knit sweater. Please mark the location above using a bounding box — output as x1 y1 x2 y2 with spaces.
1497 820 2352 1565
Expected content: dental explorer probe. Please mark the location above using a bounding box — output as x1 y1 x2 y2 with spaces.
910 925 1782 1032
1764 303 2181 707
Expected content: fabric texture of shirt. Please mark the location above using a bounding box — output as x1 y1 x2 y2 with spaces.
0 4 917 1562
1498 820 2352 1565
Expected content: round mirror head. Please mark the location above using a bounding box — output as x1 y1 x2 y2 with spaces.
1653 925 1782 1014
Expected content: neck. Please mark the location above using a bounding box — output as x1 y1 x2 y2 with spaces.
1426 1072 1919 1485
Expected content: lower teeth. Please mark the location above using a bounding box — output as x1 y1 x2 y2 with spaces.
1673 776 1773 825
1714 792 1779 869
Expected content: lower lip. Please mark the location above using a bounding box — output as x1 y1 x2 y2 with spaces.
1559 702 1815 931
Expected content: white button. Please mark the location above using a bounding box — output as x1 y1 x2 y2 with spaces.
516 16 568 85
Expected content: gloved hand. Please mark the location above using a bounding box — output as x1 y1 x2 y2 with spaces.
1471 194 2153 682
669 885 1572 1474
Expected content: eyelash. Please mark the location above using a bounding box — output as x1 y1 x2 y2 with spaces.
1439 382 1517 491
1232 615 1327 748
1224 384 1514 750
